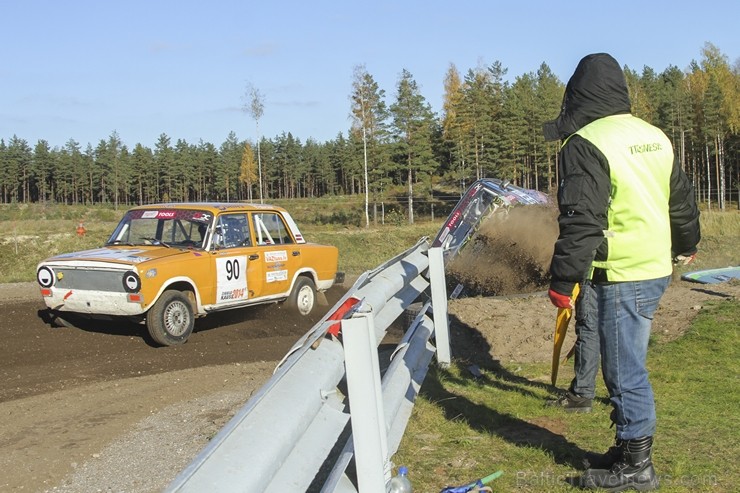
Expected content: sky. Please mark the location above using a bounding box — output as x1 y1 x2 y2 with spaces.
2 0 738 150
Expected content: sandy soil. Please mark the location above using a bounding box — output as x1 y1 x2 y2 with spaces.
1 210 737 492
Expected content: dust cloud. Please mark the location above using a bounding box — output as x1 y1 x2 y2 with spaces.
447 205 559 296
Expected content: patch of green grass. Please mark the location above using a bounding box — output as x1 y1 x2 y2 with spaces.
270 196 366 226
647 301 739 491
394 300 739 492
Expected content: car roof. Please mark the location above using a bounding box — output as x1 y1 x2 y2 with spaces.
127 202 287 214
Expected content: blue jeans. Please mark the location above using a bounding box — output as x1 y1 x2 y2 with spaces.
570 281 600 399
595 276 671 440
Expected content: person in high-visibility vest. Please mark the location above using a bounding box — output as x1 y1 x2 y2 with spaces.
543 53 700 491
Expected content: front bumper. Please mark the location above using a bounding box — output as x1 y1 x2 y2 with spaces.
41 288 145 317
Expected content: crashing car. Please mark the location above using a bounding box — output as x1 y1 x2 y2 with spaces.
36 203 342 346
432 178 549 261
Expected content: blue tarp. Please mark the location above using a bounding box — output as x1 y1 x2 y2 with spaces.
681 266 740 284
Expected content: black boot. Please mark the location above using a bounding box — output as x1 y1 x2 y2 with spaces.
581 436 659 491
546 390 593 413
583 438 623 469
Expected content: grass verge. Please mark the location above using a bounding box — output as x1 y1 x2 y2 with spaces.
393 299 739 492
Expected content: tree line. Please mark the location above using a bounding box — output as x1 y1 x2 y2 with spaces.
1 43 737 220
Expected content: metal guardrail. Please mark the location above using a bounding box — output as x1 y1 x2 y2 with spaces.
165 179 548 492
165 239 449 493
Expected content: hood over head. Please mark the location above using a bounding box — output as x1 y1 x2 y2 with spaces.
543 53 631 141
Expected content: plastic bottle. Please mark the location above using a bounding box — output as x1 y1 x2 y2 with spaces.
388 465 413 493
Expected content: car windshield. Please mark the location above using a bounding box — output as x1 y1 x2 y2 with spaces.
106 209 213 249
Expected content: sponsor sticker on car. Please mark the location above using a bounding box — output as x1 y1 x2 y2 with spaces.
266 270 289 283
265 250 288 262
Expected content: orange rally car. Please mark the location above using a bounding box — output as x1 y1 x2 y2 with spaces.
36 203 342 346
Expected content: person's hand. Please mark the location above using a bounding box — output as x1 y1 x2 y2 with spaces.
673 253 696 266
548 288 573 308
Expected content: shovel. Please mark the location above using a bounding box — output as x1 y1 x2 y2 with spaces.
551 283 580 386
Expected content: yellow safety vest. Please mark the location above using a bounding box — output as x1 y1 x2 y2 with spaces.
576 114 674 281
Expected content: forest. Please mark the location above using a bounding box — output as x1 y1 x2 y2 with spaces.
1 43 738 220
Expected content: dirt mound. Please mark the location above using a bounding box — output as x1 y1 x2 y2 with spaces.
447 205 559 297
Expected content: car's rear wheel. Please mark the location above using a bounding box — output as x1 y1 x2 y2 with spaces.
287 276 316 316
146 290 194 346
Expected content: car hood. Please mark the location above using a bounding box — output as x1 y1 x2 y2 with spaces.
41 246 193 267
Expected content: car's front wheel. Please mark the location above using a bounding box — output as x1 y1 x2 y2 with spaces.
287 276 316 316
146 290 194 346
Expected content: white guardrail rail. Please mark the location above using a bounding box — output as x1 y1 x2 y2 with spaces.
165 239 451 493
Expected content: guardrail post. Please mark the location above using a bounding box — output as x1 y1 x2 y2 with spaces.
428 246 450 367
342 312 391 492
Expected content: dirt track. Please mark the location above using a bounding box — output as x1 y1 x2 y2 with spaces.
0 283 347 492
1 275 738 492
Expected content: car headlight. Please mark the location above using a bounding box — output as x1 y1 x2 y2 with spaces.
122 271 142 293
37 266 55 288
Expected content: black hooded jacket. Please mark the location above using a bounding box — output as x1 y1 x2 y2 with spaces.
544 53 700 295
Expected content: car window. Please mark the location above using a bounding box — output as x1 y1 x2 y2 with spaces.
127 217 158 243
164 219 210 247
252 213 294 245
107 209 212 248
213 214 251 249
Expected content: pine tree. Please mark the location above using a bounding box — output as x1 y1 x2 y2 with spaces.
535 62 565 190
503 75 531 186
196 141 219 201
6 136 32 203
32 140 54 203
441 63 470 192
174 139 197 202
389 69 437 224
56 139 83 204
220 132 242 201
458 66 497 182
131 143 154 204
328 132 353 195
